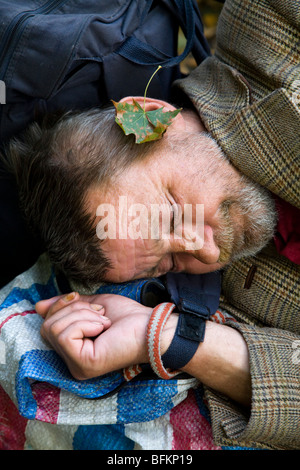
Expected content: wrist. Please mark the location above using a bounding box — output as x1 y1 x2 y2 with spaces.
181 321 252 406
146 302 180 379
147 301 210 378
160 312 179 355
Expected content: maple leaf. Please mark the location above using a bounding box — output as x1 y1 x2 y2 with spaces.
113 99 181 144
112 65 182 144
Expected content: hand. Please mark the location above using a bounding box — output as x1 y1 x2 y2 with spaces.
36 293 251 406
36 292 153 380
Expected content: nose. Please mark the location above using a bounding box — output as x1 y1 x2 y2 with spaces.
171 224 220 264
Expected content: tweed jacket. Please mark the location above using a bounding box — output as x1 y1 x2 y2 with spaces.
175 0 300 450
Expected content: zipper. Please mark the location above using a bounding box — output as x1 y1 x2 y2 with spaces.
0 0 67 80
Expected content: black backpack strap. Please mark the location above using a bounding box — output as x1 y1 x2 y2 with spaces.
165 271 221 315
117 0 210 68
161 271 222 370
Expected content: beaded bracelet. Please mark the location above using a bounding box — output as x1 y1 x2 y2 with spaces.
146 302 180 379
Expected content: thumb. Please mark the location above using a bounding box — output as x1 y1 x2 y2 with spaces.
35 292 80 317
35 292 103 318
35 296 61 316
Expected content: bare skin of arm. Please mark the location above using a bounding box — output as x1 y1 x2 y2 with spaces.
161 314 251 406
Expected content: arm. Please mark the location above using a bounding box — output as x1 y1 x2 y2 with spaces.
161 315 251 406
207 319 300 450
36 293 251 406
36 293 300 449
164 314 300 449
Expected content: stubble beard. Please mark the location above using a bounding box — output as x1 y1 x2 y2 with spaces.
215 176 277 264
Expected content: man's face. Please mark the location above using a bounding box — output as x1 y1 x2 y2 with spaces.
87 132 276 283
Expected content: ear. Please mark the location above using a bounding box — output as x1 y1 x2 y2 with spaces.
119 96 186 131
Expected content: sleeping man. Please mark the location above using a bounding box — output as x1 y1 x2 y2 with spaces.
4 0 300 449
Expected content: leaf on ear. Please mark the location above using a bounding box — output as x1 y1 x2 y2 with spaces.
112 99 182 144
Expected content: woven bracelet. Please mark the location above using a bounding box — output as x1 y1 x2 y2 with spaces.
146 302 180 380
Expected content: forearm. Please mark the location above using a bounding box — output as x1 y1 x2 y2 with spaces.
161 316 251 407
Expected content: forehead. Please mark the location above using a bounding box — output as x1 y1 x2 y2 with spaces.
87 146 174 208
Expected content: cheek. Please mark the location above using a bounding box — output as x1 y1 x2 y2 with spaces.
102 238 164 282
104 249 136 282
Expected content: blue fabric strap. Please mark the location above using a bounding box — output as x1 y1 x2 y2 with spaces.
165 272 221 315
177 297 211 342
161 272 221 370
117 0 196 68
161 316 199 370
161 300 211 370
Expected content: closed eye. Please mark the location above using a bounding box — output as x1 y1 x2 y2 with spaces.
170 201 182 235
170 205 175 233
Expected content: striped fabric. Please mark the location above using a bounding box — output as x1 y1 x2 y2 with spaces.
175 0 300 450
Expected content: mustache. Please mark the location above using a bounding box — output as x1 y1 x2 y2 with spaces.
214 179 277 264
215 200 235 263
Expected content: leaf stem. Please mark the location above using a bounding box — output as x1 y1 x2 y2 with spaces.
143 65 162 111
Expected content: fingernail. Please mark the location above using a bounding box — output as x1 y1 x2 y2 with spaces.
63 292 76 302
98 315 108 321
90 304 104 312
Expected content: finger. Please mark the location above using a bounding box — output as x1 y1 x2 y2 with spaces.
47 292 82 317
35 295 66 317
52 320 107 369
36 292 81 317
36 292 105 318
42 308 111 339
43 301 106 325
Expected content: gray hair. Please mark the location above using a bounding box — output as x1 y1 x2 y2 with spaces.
3 107 161 286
